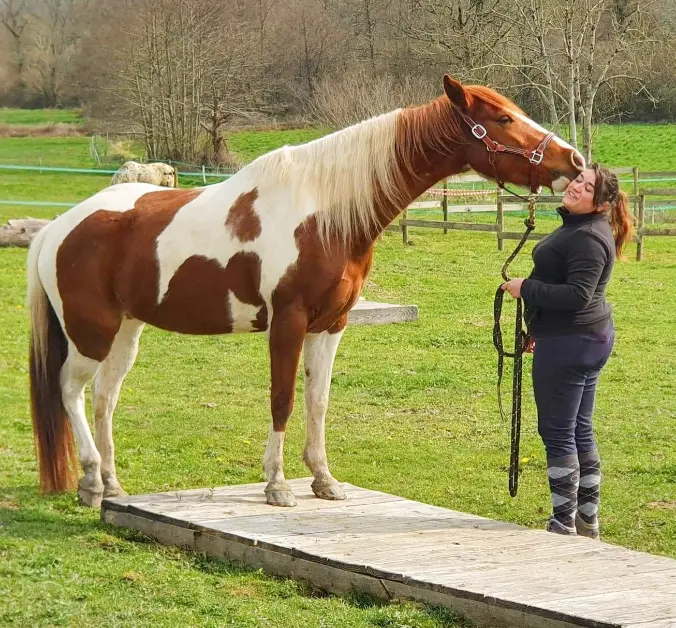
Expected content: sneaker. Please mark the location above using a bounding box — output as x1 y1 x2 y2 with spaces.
575 513 600 540
546 517 577 535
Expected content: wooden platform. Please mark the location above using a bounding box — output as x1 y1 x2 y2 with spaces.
348 298 418 325
102 478 676 628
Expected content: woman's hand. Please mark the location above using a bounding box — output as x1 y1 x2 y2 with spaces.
501 278 525 299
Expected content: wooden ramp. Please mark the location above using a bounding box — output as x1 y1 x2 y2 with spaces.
348 298 418 325
102 479 676 628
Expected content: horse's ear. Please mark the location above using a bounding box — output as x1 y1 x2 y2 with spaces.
443 75 470 111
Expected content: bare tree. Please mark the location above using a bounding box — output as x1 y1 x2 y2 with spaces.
0 0 29 81
24 0 88 107
91 0 265 163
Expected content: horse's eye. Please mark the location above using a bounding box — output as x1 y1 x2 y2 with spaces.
498 116 512 125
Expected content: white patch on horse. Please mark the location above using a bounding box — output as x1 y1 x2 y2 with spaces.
227 292 261 333
303 331 344 489
511 110 582 156
155 174 316 318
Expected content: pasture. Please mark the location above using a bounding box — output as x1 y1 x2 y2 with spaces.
0 108 82 126
1 125 675 626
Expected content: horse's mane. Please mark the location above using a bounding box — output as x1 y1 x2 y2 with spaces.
248 86 522 246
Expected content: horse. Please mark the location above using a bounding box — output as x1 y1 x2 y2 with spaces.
111 161 176 188
27 75 585 508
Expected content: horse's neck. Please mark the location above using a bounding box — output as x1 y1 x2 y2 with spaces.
369 99 469 239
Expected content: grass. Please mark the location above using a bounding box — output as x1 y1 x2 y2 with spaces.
0 108 82 126
1 223 675 625
226 128 328 163
0 116 674 625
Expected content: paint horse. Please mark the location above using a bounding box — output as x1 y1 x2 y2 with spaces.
28 76 585 508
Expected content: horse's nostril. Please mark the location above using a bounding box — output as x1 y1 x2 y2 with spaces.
571 150 586 171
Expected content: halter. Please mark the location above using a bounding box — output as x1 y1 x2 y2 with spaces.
456 107 555 497
457 110 555 195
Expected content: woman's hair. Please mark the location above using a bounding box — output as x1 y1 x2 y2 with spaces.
591 163 633 258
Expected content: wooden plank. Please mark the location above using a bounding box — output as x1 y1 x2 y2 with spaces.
639 172 676 179
442 178 448 234
502 195 640 204
633 166 640 220
496 188 504 251
637 195 646 261
408 201 440 209
103 479 676 628
348 299 418 325
0 218 50 247
641 228 676 236
500 231 548 240
640 188 676 196
400 219 497 232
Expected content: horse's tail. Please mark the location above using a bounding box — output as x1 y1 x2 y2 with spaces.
27 225 77 493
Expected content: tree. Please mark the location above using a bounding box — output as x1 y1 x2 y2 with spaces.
0 0 29 82
24 0 88 107
479 0 660 160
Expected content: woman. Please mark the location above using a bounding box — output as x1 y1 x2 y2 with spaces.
501 164 633 539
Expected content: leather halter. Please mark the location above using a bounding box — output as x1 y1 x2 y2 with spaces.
457 110 555 194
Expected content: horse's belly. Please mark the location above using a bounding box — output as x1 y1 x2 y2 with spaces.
122 253 269 335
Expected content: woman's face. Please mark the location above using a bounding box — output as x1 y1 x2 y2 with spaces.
562 169 597 214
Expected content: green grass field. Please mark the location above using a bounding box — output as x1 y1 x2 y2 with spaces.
1 228 675 626
0 108 82 125
0 121 675 626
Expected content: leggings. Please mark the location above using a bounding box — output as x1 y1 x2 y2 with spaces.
532 325 615 458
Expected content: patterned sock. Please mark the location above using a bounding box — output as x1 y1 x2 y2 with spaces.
547 454 580 530
577 449 601 528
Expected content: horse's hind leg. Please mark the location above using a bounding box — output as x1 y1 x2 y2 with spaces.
302 329 346 500
92 318 144 498
60 345 104 507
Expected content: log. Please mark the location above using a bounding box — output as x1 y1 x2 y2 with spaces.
0 218 50 247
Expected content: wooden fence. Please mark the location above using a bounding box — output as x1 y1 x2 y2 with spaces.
393 169 676 262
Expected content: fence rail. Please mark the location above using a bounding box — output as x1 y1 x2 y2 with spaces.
399 186 675 261
2 165 675 260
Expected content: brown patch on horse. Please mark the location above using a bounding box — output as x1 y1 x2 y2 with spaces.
272 217 372 336
225 189 261 242
57 189 201 361
128 251 268 334
58 188 269 359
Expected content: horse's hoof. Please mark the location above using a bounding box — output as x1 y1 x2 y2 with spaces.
78 487 103 508
77 475 104 508
103 483 128 498
312 479 347 501
265 485 297 507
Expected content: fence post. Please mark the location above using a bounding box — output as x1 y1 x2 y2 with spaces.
636 194 645 262
496 186 504 251
442 178 448 234
402 208 409 245
632 167 639 220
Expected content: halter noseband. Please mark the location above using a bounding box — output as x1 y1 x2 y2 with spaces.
457 110 555 194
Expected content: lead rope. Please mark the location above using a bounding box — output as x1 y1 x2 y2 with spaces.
492 197 537 497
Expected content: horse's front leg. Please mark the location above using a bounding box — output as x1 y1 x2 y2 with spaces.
263 309 307 507
303 324 347 500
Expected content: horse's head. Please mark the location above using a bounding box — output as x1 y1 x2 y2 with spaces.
443 76 585 192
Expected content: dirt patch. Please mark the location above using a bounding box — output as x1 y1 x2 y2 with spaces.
0 123 85 137
647 501 676 510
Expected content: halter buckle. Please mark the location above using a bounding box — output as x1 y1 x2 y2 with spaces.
529 150 544 165
471 124 487 140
